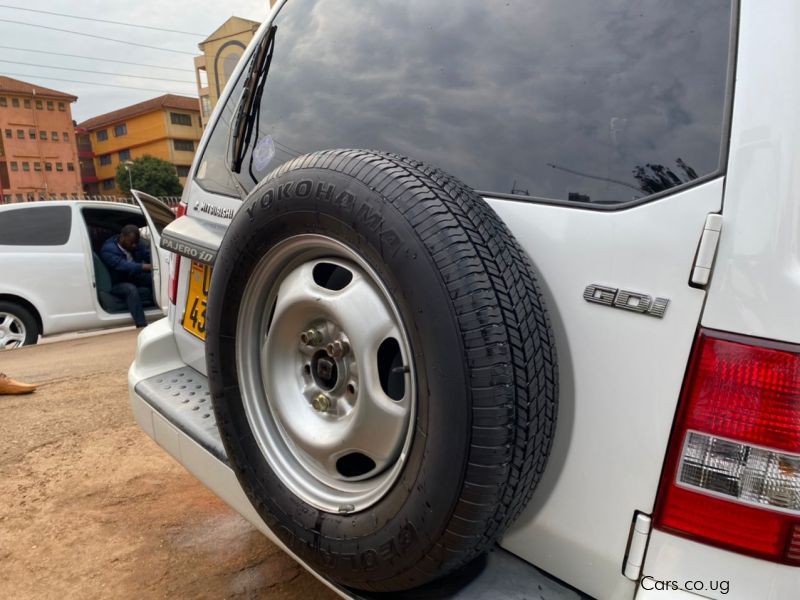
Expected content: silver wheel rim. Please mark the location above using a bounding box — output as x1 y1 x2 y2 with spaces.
0 312 27 350
236 235 416 513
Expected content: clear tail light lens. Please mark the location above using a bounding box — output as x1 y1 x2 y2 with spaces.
654 329 800 565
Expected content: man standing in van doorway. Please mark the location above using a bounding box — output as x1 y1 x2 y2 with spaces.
100 225 153 328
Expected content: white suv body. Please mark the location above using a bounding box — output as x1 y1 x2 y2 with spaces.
129 1 800 598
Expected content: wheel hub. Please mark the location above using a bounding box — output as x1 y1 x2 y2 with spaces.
0 312 26 350
236 236 416 512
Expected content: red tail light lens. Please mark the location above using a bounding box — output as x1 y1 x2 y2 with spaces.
167 202 187 305
654 329 800 565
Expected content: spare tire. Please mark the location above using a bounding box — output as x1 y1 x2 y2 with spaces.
206 149 557 592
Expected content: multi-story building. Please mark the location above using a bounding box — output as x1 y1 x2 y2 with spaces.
0 76 82 203
194 16 261 127
77 95 202 195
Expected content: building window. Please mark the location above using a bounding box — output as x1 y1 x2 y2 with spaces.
45 162 52 172
47 101 54 111
10 161 18 171
102 179 115 190
51 131 59 141
28 129 35 139
58 102 66 111
118 149 131 161
63 132 69 142
173 139 194 152
176 165 191 177
0 97 6 107
12 97 19 108
34 162 41 172
15 194 23 202
113 123 127 137
67 162 75 172
170 112 192 126
200 96 211 118
97 129 108 142
99 154 112 166
56 162 64 172
23 99 31 108
4 129 10 139
39 131 47 141
16 129 24 139
35 100 43 110
22 162 29 172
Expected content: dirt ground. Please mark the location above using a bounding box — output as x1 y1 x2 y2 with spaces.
0 330 338 600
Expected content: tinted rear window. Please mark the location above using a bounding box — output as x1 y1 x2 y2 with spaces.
0 206 72 246
196 0 733 206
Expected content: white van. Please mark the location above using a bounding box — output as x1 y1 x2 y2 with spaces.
129 1 800 598
0 200 171 349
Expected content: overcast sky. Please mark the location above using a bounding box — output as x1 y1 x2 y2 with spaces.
0 1 270 122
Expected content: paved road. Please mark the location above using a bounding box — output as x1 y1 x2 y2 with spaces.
0 330 337 600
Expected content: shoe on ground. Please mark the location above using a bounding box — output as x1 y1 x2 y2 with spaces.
0 373 37 395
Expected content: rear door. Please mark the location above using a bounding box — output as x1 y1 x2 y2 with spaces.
170 1 736 597
131 191 176 311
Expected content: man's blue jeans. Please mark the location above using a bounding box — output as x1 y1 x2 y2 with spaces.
111 282 151 327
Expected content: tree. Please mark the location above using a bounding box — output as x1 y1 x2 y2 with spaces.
115 155 183 197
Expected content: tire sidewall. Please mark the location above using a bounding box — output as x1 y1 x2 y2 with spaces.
207 169 472 583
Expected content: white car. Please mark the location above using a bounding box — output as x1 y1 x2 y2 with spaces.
0 198 171 349
129 1 800 598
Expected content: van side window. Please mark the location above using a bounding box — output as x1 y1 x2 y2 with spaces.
196 0 733 207
0 206 72 246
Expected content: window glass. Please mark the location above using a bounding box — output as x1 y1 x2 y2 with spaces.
39 131 47 141
174 139 194 152
0 206 72 246
97 129 108 142
119 149 131 161
4 129 10 139
23 99 30 108
51 131 59 141
102 179 115 190
114 124 127 137
0 97 6 107
10 161 18 171
176 165 190 177
58 102 65 111
12 97 19 108
197 0 733 206
99 154 112 166
63 132 69 142
171 112 192 126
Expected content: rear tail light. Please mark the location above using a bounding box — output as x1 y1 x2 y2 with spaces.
654 329 800 565
167 202 187 305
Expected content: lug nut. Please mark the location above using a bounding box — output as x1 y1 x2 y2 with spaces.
300 329 323 346
326 339 350 358
312 393 331 412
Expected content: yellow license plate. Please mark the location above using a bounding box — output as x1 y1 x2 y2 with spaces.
183 261 211 340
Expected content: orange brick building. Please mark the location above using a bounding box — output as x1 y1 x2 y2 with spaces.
77 95 202 195
0 76 82 203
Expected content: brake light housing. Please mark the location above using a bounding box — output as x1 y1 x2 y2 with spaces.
654 329 800 565
167 202 187 305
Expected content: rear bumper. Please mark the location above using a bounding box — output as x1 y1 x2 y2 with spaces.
128 319 592 599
